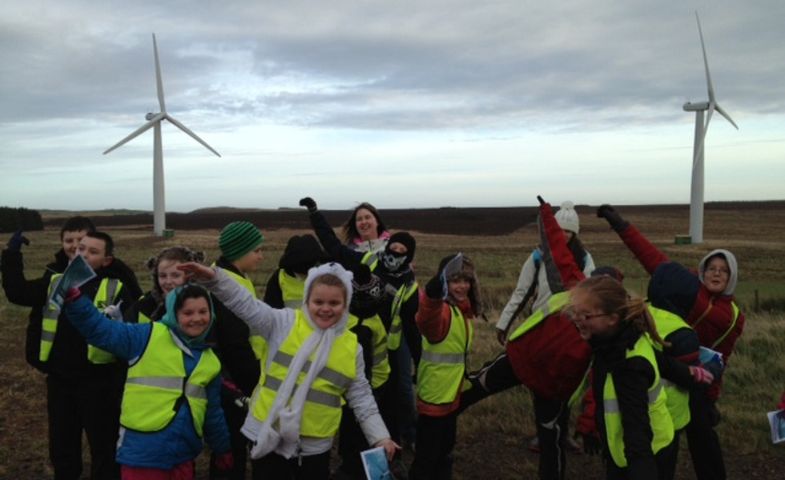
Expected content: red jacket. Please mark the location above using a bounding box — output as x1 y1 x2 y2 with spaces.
617 224 745 400
504 201 592 401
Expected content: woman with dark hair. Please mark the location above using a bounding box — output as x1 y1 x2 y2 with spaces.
342 202 391 253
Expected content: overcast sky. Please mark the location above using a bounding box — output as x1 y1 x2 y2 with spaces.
2 0 783 212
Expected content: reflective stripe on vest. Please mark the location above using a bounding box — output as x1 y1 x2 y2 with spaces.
388 282 418 350
251 310 358 438
417 305 473 405
603 334 674 468
40 275 122 364
348 314 391 389
120 323 221 436
711 302 740 349
220 267 268 362
278 269 305 309
508 292 570 342
648 305 692 430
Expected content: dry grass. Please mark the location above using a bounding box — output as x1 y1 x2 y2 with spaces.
2 205 785 478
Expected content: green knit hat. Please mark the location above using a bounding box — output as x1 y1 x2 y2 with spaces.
219 221 264 261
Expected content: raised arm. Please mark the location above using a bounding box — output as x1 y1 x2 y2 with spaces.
299 197 363 266
64 293 150 360
597 205 669 275
180 263 289 339
1 247 51 307
537 196 585 290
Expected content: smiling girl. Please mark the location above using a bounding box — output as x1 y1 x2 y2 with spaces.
568 276 675 480
63 284 232 479
179 261 398 479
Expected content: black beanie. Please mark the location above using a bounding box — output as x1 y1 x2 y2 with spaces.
381 232 416 272
279 235 325 275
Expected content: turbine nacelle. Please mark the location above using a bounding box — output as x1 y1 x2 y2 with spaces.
683 101 710 112
145 112 157 121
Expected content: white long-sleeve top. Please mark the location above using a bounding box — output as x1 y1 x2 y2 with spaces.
495 249 595 332
203 268 390 456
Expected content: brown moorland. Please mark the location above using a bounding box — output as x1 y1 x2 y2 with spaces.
3 201 785 478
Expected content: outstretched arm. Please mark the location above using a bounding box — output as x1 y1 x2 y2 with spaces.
597 205 669 275
64 293 150 360
300 197 363 266
179 263 288 339
537 196 585 290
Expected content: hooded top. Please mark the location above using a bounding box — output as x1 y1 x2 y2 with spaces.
697 249 738 296
201 262 389 457
159 285 216 348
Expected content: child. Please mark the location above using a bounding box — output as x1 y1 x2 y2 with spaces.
568 275 675 480
597 204 743 480
263 234 325 309
127 245 205 323
409 253 479 480
64 284 232 479
2 216 96 371
3 229 141 479
210 221 265 480
179 261 398 479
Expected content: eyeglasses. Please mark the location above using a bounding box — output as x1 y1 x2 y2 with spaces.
564 307 609 321
705 267 729 276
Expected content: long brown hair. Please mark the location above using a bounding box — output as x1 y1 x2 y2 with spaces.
574 275 668 347
342 202 387 243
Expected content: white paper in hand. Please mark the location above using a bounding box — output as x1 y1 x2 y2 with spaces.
767 409 785 444
361 446 393 480
49 255 97 310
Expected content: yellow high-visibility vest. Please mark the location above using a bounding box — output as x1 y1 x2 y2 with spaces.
348 313 390 389
278 270 305 309
417 305 473 404
251 310 358 438
603 333 674 468
120 322 221 436
648 305 692 430
40 275 123 364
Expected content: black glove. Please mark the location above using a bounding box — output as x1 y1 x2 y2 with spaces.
298 197 318 213
425 274 444 299
537 195 546 206
7 230 30 252
578 432 603 455
596 204 629 232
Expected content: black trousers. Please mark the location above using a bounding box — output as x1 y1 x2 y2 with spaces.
337 382 392 478
409 412 458 480
685 390 726 480
210 390 250 479
46 374 121 480
461 351 568 480
251 451 330 480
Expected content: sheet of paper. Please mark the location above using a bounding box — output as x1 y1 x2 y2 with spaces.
361 446 393 480
49 255 96 310
767 409 785 444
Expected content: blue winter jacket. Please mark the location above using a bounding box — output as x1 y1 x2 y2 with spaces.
64 295 230 469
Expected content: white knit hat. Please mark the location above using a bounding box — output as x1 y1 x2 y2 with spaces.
554 201 580 234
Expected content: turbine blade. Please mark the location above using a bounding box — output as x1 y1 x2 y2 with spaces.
153 33 166 113
164 114 222 157
695 12 715 103
103 114 164 154
715 103 739 130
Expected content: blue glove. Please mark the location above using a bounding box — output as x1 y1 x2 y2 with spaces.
7 230 30 252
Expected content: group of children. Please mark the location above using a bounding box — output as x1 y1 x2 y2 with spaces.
0 196 751 480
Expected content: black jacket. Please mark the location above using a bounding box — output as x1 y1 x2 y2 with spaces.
590 323 660 480
308 211 421 364
209 257 261 396
2 247 141 378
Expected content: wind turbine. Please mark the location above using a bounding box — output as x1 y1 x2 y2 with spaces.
104 34 221 236
682 12 738 244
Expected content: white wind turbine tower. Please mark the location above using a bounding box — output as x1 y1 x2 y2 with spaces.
682 12 738 244
104 34 221 236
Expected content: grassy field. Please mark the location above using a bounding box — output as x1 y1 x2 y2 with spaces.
1 205 785 478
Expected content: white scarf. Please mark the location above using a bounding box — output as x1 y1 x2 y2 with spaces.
250 263 353 459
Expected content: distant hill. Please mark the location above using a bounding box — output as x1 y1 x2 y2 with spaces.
37 200 785 236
